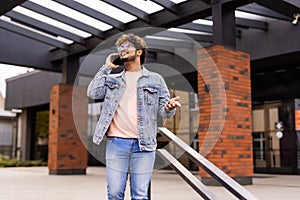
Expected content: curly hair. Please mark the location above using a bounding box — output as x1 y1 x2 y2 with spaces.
115 33 148 64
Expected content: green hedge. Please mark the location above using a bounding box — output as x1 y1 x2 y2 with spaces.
0 154 47 168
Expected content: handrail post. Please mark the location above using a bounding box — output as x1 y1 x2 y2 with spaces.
157 149 218 200
158 127 258 200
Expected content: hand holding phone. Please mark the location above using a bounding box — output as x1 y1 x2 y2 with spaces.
111 54 124 65
105 53 122 69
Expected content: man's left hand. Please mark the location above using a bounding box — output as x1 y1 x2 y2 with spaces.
166 96 181 110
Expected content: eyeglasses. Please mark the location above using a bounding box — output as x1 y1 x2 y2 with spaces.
116 43 136 53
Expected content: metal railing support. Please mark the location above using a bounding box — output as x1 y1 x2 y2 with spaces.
157 149 218 200
158 127 258 200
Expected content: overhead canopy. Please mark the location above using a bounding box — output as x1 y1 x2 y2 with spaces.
1 0 300 102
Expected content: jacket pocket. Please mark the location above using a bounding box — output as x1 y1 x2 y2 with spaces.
104 80 120 99
143 86 159 105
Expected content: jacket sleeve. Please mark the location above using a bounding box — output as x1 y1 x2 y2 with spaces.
87 64 112 99
158 76 176 119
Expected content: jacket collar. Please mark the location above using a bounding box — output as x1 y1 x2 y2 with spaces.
141 65 150 77
116 65 149 78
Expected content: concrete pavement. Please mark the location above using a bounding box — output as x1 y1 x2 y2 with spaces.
0 167 299 200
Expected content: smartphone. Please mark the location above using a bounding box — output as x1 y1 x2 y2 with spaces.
111 54 124 65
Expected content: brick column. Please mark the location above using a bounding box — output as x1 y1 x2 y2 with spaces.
294 99 300 172
198 45 253 185
48 84 88 175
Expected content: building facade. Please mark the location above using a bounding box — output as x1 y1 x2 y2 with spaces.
0 93 16 158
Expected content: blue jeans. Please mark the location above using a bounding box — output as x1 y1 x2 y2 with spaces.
106 137 155 200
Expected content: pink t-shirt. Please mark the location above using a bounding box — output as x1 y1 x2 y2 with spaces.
108 71 141 138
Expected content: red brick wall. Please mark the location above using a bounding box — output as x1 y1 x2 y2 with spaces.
197 45 253 184
295 110 300 131
48 84 88 175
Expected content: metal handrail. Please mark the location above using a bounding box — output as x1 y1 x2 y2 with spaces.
156 149 218 200
157 127 258 200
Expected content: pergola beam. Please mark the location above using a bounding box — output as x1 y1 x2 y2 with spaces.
178 23 212 33
101 0 150 23
0 0 27 15
152 30 213 43
151 0 178 14
49 0 214 61
53 0 123 30
177 23 240 40
236 18 268 31
22 1 104 38
184 34 213 43
49 0 252 61
284 0 300 8
0 20 68 50
6 11 86 45
237 3 291 21
149 0 211 27
145 37 195 50
254 0 299 18
206 15 268 31
0 28 59 70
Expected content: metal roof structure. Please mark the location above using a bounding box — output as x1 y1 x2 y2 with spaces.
1 0 300 102
0 107 16 118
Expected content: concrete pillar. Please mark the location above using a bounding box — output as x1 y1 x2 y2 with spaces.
198 45 253 185
48 84 88 175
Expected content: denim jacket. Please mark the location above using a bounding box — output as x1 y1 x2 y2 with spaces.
87 64 176 151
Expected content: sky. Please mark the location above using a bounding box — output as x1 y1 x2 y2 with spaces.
0 63 34 97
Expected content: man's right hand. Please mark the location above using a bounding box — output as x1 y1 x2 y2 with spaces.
105 53 120 69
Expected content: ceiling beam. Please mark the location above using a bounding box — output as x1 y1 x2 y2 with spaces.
49 36 103 62
0 28 59 71
0 20 68 50
152 30 212 43
145 37 195 49
22 1 104 38
236 18 268 31
53 0 123 30
149 0 211 27
0 0 27 15
206 15 268 30
151 0 178 14
178 23 212 33
6 11 86 45
101 0 150 23
284 0 300 8
237 3 291 21
177 22 245 39
254 0 299 18
184 34 213 43
179 17 268 33
49 0 212 61
200 0 212 4
49 0 251 61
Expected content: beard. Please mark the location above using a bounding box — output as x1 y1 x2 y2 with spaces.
121 51 137 63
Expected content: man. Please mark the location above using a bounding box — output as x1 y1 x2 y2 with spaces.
87 33 181 200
